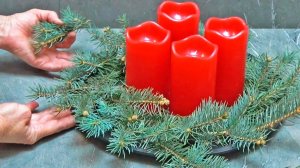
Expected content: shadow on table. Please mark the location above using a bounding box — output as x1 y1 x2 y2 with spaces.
0 129 74 159
0 57 59 79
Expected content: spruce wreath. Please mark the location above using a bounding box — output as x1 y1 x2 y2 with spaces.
30 8 300 168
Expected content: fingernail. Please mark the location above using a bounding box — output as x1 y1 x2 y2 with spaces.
26 101 39 110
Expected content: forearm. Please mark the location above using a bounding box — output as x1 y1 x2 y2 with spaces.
0 15 10 50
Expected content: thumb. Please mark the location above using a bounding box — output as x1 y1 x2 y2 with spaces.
25 101 39 111
35 109 75 141
30 9 63 25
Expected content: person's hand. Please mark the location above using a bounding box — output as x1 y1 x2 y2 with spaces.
0 9 76 71
0 102 75 144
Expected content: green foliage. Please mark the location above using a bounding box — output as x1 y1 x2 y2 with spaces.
30 8 300 168
32 7 91 53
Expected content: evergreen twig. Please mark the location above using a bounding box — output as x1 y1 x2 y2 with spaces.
32 7 91 53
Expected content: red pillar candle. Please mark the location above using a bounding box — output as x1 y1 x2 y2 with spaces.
170 35 218 116
157 1 200 41
126 21 171 98
204 17 249 106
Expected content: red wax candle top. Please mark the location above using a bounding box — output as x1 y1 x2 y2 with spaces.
205 17 248 39
127 21 170 44
173 36 217 59
157 1 200 41
205 17 249 106
126 21 171 97
170 35 218 116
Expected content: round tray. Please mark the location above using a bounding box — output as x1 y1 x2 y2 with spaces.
98 125 281 157
99 133 237 157
99 124 281 158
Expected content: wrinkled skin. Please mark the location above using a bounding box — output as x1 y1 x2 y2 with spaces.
0 9 76 72
0 102 75 144
0 9 76 144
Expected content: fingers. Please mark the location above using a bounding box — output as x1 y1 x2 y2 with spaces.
32 108 73 122
55 109 73 118
51 51 74 71
25 101 39 111
48 57 74 72
56 51 74 61
30 9 63 25
35 114 75 141
56 32 77 49
35 50 74 72
29 107 75 142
